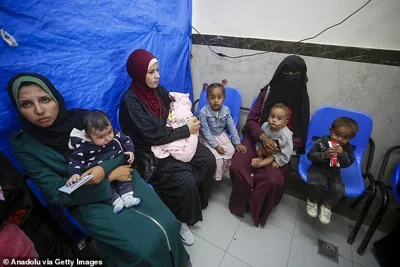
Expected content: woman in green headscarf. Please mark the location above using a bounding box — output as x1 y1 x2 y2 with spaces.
8 73 191 267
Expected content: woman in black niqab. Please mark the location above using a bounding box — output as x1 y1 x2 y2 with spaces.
259 55 310 146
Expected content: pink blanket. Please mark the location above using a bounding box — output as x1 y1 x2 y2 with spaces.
151 92 198 162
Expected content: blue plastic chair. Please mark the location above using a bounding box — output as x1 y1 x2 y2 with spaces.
195 86 242 127
297 106 380 255
298 106 373 198
239 96 258 142
392 164 400 203
116 107 121 131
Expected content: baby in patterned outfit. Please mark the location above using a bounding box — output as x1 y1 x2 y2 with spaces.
66 110 140 213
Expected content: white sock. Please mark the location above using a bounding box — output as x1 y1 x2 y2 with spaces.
112 197 124 214
122 192 141 208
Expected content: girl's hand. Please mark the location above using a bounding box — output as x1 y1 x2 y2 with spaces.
66 174 81 187
187 117 200 134
259 133 279 154
81 166 106 184
215 145 225 155
125 152 135 164
236 144 247 153
108 165 133 182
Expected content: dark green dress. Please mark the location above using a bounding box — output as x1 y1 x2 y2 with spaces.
11 131 189 267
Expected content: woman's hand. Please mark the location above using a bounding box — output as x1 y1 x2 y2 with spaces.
108 164 133 182
81 166 106 185
259 133 279 154
235 144 247 153
187 116 200 135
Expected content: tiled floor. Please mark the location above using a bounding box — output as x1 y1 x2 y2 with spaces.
186 180 385 267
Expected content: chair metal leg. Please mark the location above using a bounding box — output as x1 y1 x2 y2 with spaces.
348 173 376 244
357 181 389 255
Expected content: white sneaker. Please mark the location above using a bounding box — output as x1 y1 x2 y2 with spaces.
306 199 318 218
319 205 332 224
180 223 194 246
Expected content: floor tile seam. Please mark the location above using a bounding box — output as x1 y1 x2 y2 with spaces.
192 232 230 252
285 232 295 267
225 209 244 253
203 195 244 251
285 203 300 267
218 252 226 267
224 251 253 267
265 220 295 234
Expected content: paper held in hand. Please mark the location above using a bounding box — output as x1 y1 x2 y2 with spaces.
58 175 94 194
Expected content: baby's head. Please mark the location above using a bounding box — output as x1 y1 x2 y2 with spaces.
268 103 290 131
168 92 193 123
206 83 225 111
83 110 114 146
330 117 358 146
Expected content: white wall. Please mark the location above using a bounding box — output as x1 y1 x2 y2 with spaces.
192 0 400 50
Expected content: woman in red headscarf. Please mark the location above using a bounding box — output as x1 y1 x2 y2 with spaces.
229 55 310 227
119 49 216 246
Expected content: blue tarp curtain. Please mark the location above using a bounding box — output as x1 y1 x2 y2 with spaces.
0 0 193 167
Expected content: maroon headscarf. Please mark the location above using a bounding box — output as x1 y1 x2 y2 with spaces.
126 49 167 117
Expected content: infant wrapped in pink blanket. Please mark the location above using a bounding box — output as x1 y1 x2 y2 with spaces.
151 92 198 162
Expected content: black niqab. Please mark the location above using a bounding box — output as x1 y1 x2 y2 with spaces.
260 55 310 146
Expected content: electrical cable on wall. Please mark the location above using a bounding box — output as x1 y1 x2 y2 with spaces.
192 0 372 59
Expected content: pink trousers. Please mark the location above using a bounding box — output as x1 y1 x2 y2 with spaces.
200 132 235 180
